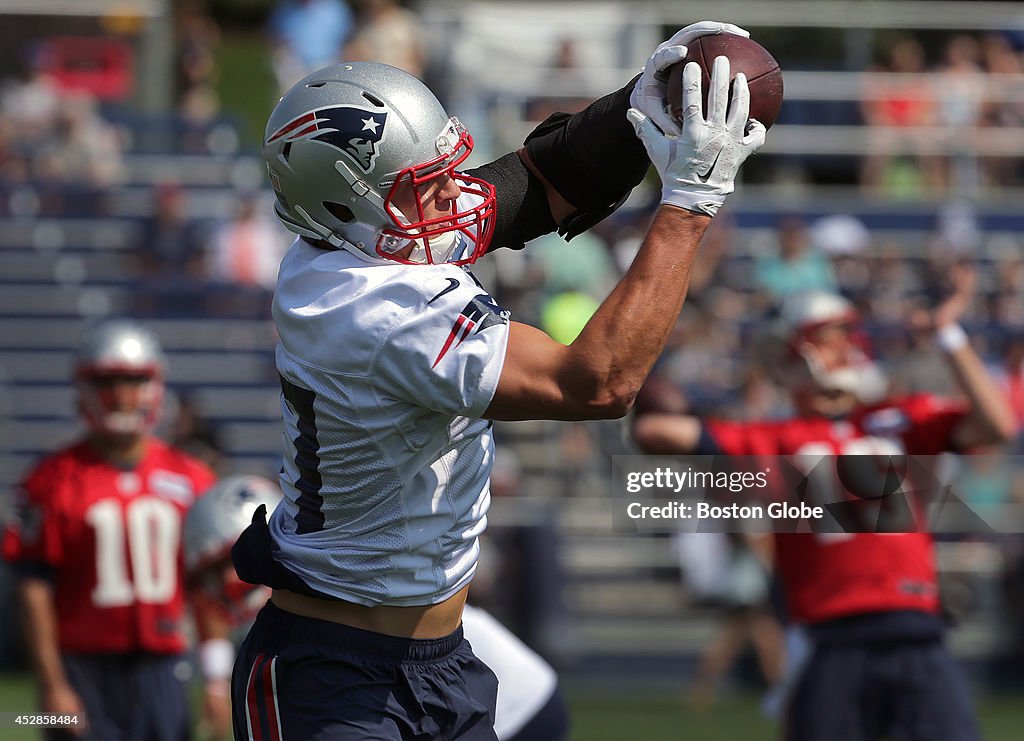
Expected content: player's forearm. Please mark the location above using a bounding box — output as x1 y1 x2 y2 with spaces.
18 579 70 692
632 414 705 454
944 341 1017 447
563 206 709 415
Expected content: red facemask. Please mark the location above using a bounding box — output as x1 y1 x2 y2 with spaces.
377 118 496 266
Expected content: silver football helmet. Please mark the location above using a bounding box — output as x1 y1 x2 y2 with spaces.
184 475 283 625
183 475 283 574
75 319 166 436
263 62 496 265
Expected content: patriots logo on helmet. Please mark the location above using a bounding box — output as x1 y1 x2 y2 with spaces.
267 105 388 174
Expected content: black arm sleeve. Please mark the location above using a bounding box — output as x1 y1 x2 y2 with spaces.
10 561 56 582
466 152 557 253
524 74 649 239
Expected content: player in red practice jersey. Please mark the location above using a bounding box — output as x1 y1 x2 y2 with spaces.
3 320 216 741
632 265 1015 741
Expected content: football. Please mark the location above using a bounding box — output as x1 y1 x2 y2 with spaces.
666 33 784 129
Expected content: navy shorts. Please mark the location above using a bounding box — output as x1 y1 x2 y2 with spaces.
46 653 190 741
231 601 499 740
785 640 980 741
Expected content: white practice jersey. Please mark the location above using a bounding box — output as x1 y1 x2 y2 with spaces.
268 231 510 606
462 605 558 739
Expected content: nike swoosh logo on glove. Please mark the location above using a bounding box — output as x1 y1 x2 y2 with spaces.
696 149 723 184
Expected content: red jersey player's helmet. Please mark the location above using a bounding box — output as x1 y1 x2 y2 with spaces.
263 62 496 266
183 475 283 625
780 292 887 407
75 319 165 436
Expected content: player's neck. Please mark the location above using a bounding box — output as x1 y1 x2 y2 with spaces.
87 433 149 468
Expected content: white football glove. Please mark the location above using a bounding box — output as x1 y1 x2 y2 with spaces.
627 56 767 217
630 20 750 137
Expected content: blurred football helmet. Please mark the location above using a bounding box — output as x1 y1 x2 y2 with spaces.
75 319 165 436
263 62 496 266
780 291 887 405
184 475 283 573
184 475 283 624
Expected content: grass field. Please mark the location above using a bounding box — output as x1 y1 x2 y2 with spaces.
566 687 1024 740
2 673 1022 740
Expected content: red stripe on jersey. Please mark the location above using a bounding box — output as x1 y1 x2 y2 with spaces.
433 315 467 368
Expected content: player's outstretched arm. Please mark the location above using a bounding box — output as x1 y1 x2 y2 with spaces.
478 21 748 249
487 208 709 420
934 264 1018 448
485 58 765 422
632 413 706 455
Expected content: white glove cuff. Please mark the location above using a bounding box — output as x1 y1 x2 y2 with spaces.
661 186 725 217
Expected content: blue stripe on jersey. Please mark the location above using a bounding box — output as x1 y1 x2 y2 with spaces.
280 376 326 533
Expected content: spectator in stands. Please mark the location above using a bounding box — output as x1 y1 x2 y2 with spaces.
657 305 744 404
2 320 217 740
529 229 616 306
989 254 1024 329
344 0 425 78
889 301 965 399
207 191 288 292
754 215 837 301
860 36 943 196
134 182 203 277
527 37 593 122
34 91 125 188
131 183 213 318
979 33 1024 187
269 0 354 93
169 392 228 475
0 56 61 147
175 0 222 130
809 214 873 305
934 34 986 194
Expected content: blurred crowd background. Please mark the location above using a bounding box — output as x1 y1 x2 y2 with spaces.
2 0 1024 728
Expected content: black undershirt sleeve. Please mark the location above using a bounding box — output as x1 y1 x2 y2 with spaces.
466 152 557 253
469 74 650 251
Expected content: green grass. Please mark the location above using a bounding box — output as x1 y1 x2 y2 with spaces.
0 674 39 741
215 32 279 150
567 690 774 741
567 688 1024 741
1 672 1022 740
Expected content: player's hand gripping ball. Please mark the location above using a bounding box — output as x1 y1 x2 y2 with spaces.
666 34 784 129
